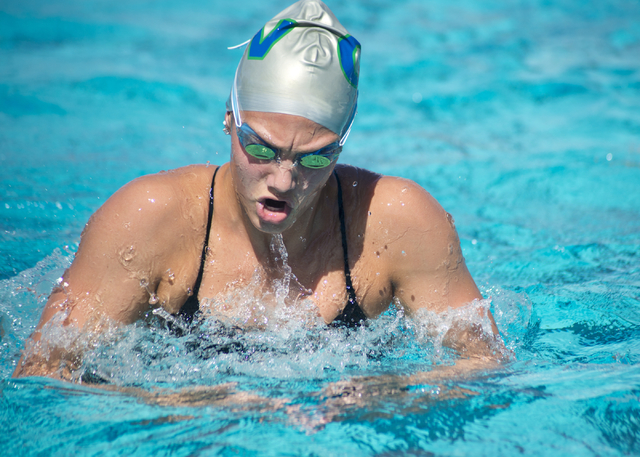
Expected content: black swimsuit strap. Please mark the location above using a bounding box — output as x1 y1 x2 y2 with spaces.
332 170 367 327
179 167 364 327
179 166 219 318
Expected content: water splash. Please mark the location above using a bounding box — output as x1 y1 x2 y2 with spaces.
270 233 293 306
200 234 316 330
0 249 74 378
4 245 533 387
410 298 516 363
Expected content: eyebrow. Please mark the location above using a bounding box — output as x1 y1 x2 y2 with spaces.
245 126 274 148
244 123 339 156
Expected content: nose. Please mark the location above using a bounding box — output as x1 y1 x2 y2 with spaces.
267 162 297 193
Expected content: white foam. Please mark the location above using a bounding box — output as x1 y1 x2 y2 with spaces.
6 243 533 385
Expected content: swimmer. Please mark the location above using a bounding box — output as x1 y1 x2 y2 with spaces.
13 0 502 379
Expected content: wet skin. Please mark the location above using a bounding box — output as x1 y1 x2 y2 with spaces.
13 112 496 379
227 111 340 235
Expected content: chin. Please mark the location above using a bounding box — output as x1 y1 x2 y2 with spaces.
255 217 296 235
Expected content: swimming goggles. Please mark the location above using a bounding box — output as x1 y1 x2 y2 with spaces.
236 122 341 169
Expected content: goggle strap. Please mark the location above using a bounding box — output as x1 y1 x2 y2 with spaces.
232 71 243 128
339 97 357 146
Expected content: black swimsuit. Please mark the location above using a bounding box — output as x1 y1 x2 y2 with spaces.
178 168 366 327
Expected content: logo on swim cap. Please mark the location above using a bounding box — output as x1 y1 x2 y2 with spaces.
338 35 360 88
247 19 360 88
248 19 297 60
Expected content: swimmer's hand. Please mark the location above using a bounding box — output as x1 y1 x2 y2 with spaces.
12 295 121 380
12 342 81 380
442 317 511 361
313 313 511 427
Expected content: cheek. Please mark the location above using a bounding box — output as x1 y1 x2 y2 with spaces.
231 148 262 197
296 167 335 200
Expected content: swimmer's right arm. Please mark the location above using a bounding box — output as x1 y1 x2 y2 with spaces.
13 167 212 379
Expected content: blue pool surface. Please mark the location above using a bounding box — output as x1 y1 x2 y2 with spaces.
1 0 640 455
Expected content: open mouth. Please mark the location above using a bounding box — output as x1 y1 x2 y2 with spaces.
256 198 292 225
264 198 287 212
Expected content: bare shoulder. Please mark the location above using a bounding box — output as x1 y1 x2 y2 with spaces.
334 165 453 243
61 164 217 322
374 175 480 312
358 173 488 325
333 164 381 216
333 166 479 315
372 175 448 225
371 174 459 264
78 164 218 277
107 164 214 213
340 169 453 240
335 166 444 221
89 164 215 238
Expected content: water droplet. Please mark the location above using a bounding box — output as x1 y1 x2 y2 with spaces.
352 181 358 187
167 270 175 285
186 287 193 296
120 246 135 265
445 212 455 228
139 278 148 288
471 239 477 245
606 153 613 161
148 293 159 305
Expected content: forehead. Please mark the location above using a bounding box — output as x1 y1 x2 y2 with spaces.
241 111 340 148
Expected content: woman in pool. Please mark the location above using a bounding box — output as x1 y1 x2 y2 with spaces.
14 0 500 379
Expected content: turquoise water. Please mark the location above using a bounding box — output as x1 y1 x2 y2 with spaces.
2 0 640 455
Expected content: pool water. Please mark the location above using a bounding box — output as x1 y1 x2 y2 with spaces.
2 0 640 455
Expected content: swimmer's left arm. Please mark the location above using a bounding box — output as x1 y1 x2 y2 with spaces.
374 177 502 360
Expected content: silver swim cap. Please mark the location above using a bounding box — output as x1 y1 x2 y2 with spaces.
227 0 360 143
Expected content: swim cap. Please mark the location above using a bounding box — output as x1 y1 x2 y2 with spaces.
227 0 360 141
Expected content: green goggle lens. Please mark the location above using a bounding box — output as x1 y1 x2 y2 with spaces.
299 154 332 169
245 144 276 160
